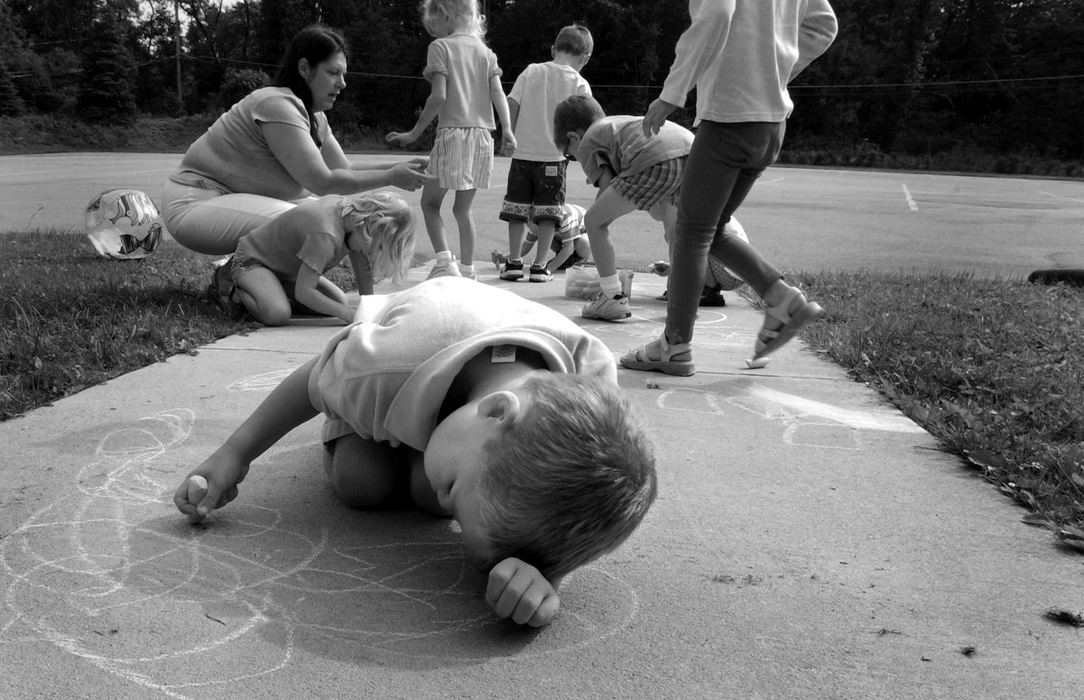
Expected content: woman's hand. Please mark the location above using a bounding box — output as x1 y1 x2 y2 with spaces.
387 161 432 191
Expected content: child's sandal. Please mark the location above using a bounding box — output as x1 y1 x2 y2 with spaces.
752 284 825 360
620 335 695 376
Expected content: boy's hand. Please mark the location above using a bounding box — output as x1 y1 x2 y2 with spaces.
642 98 679 137
173 451 249 524
486 557 560 627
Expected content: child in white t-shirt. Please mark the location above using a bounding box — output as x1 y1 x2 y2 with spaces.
496 24 592 283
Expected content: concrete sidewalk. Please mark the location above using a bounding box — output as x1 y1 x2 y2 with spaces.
2 263 1081 699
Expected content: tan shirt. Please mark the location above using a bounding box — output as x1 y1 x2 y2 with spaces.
172 87 330 200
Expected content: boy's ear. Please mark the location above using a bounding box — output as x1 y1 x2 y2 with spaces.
477 391 521 426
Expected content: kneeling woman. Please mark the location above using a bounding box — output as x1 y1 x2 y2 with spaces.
163 24 430 256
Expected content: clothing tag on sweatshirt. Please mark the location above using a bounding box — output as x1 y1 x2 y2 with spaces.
491 345 517 364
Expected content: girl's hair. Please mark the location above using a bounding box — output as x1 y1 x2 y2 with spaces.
420 0 486 39
271 24 349 147
341 192 417 286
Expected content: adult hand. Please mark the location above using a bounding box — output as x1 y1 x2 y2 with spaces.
642 98 680 137
387 161 433 191
486 557 561 627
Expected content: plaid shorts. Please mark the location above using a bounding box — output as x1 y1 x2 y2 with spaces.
609 156 687 212
429 127 494 190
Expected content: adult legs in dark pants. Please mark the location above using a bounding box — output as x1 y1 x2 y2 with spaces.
621 120 824 375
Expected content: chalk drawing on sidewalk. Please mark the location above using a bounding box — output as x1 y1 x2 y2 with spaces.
227 369 295 392
1 406 639 697
653 384 923 450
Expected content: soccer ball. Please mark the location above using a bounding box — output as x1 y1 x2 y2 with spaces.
707 217 749 291
85 189 164 260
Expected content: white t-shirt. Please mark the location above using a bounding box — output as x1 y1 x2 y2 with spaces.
172 87 330 200
509 61 592 162
308 277 616 448
659 0 837 124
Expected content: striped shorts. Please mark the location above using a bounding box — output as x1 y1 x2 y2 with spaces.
609 156 687 212
429 127 494 190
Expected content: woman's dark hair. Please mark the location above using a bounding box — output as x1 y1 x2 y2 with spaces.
271 24 349 147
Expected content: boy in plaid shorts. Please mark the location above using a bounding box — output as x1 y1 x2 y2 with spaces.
554 95 692 321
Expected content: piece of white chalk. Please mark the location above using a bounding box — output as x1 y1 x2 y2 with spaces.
187 474 208 503
745 357 770 370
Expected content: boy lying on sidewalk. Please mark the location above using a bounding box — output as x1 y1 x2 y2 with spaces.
175 277 657 627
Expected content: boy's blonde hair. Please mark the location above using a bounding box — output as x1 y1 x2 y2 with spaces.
478 373 657 580
553 24 593 58
341 192 416 286
553 94 606 152
421 0 486 39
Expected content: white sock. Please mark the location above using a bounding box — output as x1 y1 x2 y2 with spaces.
458 262 475 275
600 274 622 297
435 250 453 264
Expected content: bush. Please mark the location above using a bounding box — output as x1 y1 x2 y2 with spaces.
215 68 269 111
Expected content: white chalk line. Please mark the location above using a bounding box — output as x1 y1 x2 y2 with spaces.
901 184 919 211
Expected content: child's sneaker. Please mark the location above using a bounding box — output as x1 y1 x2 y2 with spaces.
499 259 524 281
529 264 552 283
582 292 631 321
427 257 462 280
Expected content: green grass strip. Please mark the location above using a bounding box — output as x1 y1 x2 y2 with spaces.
791 270 1084 532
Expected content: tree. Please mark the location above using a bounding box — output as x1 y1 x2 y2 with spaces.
0 61 26 116
78 10 138 124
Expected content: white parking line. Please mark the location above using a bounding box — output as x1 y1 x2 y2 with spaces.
1038 190 1084 204
901 183 919 211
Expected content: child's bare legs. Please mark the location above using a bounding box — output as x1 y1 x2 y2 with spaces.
323 434 408 509
419 180 450 254
235 267 292 326
507 219 527 261
451 188 478 266
581 190 637 320
584 188 637 281
530 219 558 270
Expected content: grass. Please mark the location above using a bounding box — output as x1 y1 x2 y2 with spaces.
3 231 1083 542
0 230 266 418
787 270 1084 539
